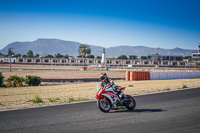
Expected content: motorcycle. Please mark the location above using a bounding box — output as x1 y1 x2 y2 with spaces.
95 85 136 112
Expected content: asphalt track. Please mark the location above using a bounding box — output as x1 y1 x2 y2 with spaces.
0 87 200 133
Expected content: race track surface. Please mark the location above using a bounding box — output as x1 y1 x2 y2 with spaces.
0 87 200 133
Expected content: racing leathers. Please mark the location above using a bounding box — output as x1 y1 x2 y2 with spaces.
100 77 121 108
100 77 120 93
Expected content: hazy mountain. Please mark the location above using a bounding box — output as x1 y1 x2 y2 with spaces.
106 46 197 57
0 38 197 57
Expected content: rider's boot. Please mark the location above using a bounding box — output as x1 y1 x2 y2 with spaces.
112 103 118 109
113 96 120 109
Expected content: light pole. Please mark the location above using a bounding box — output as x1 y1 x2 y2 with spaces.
51 58 52 71
8 48 13 72
156 48 160 66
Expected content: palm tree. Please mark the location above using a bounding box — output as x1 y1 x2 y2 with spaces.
78 44 91 68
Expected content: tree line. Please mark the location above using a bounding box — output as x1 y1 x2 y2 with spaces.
0 49 100 59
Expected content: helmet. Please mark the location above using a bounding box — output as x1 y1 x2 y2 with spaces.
100 73 107 81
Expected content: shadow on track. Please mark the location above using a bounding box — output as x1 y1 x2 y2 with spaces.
113 109 165 113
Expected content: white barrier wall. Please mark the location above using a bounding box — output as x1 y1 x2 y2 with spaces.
150 71 200 80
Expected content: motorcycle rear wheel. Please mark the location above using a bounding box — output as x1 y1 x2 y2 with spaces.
125 95 136 110
97 98 111 113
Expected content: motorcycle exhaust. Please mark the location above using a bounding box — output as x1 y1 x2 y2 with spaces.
117 106 126 109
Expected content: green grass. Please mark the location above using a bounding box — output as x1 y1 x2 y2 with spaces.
0 101 5 106
68 97 75 103
182 84 188 89
128 85 134 87
28 95 43 103
48 97 60 103
163 88 170 91
77 98 90 102
68 97 90 103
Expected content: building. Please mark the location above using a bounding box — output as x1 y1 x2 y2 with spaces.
11 55 186 67
188 44 200 65
16 57 102 65
0 55 16 63
146 55 184 66
191 44 200 58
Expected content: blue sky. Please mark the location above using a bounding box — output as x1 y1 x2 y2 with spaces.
0 0 200 50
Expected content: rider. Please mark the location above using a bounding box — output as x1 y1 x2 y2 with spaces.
100 73 121 93
100 73 122 109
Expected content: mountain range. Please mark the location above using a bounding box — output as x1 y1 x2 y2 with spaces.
0 38 197 57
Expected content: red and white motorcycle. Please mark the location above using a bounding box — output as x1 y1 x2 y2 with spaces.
95 85 136 112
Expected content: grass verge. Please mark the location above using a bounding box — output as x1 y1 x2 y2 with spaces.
163 88 170 91
0 101 5 106
48 97 60 103
128 85 134 87
28 95 43 103
0 78 200 111
68 97 90 103
182 84 188 89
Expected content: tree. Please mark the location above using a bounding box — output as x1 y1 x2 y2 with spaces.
64 54 69 58
183 56 191 59
96 56 102 59
27 50 34 57
8 48 15 55
55 53 61 58
0 72 4 87
141 56 147 60
35 54 40 57
86 54 95 58
54 53 63 58
118 55 128 59
78 44 91 67
8 48 14 56
0 53 4 55
15 53 21 57
45 54 53 58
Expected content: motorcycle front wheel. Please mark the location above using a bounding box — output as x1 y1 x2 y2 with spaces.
97 98 111 113
125 95 136 110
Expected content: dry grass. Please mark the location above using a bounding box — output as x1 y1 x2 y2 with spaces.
0 78 200 111
0 69 125 79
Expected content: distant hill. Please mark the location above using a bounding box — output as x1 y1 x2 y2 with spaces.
0 38 197 57
105 46 197 57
